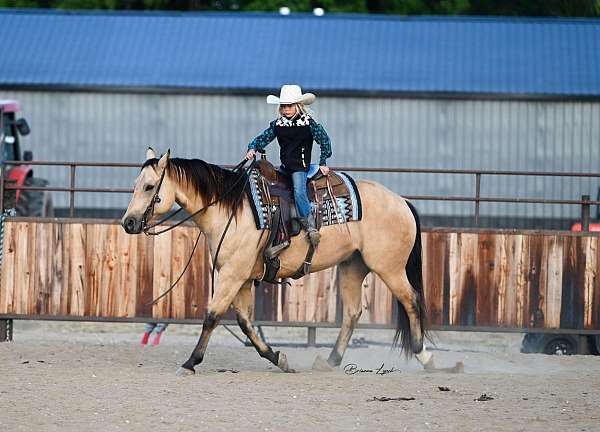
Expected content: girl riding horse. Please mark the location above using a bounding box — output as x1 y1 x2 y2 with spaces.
246 85 332 247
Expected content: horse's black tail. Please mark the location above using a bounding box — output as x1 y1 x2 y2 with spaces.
393 200 429 356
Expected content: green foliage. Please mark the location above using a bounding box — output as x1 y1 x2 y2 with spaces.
0 0 598 16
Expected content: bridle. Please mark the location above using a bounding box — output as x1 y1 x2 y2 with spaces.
141 163 169 233
140 157 250 236
138 157 255 306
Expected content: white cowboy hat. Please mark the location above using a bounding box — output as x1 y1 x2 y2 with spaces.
266 84 316 105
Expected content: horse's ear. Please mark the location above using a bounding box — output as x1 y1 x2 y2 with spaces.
157 149 170 170
146 147 157 160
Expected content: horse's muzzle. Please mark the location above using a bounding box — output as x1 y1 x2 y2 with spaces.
122 216 143 234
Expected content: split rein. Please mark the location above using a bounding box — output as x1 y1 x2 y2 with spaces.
142 158 254 306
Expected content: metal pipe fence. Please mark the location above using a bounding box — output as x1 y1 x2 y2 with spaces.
1 159 600 230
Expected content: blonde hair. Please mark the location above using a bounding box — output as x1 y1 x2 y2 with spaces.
277 103 314 118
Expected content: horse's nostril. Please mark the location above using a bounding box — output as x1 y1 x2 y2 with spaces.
123 217 138 233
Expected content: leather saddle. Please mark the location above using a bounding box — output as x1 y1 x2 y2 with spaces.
254 157 353 282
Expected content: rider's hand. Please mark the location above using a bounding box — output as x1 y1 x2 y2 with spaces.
320 165 330 176
246 149 256 160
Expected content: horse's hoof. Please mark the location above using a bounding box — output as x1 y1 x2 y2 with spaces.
312 354 334 372
277 352 296 373
176 366 195 377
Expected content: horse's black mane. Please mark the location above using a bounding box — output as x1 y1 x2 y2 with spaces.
142 157 248 214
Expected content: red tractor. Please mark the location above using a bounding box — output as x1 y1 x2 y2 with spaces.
1 100 53 217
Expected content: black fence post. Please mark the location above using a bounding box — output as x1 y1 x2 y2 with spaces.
474 173 481 226
582 195 590 232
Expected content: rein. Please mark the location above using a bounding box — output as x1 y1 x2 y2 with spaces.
144 158 254 306
142 158 249 236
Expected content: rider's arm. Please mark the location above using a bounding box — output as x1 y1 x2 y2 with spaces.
309 119 332 166
248 120 277 151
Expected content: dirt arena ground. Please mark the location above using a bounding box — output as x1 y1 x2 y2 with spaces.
1 322 599 432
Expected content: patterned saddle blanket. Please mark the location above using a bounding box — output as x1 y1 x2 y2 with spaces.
248 159 362 234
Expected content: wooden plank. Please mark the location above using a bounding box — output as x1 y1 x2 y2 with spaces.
84 224 102 316
68 224 86 316
116 226 138 317
515 235 530 328
372 273 391 325
475 233 498 326
255 281 277 321
453 233 478 326
186 234 208 319
502 235 523 327
169 228 189 320
583 237 597 329
304 272 320 322
35 222 52 315
545 235 563 328
360 273 376 324
95 224 114 317
50 223 65 315
152 229 172 319
326 266 338 323
136 233 154 318
448 232 460 325
527 235 546 328
560 236 585 329
14 222 31 315
422 232 445 326
26 222 38 315
0 221 16 314
593 236 600 330
314 270 328 322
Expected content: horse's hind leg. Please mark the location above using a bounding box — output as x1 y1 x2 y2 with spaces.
377 271 425 355
326 253 369 367
233 281 294 373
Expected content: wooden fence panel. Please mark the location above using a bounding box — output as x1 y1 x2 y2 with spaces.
0 220 599 332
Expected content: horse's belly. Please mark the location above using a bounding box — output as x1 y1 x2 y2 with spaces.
276 223 359 277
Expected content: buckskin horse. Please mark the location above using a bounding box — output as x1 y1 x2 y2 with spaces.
121 148 436 375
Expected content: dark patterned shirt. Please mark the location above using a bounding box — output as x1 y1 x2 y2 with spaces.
248 116 332 166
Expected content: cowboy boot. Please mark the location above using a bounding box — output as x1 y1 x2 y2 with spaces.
299 217 320 247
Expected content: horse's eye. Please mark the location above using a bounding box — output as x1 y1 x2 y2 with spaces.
144 184 154 192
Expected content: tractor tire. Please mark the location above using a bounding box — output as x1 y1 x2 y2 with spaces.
541 334 578 356
15 177 54 218
521 333 578 355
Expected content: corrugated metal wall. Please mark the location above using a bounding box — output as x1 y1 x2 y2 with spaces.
3 90 599 220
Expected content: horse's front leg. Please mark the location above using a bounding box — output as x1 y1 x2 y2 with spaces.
233 281 295 373
177 270 245 376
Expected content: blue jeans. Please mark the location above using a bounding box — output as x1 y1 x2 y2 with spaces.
291 170 311 218
144 322 168 334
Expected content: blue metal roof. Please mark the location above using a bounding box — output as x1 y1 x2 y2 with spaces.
0 9 599 96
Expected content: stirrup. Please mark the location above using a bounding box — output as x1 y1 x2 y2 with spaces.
264 240 290 260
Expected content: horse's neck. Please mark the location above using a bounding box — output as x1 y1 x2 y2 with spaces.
175 188 236 244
